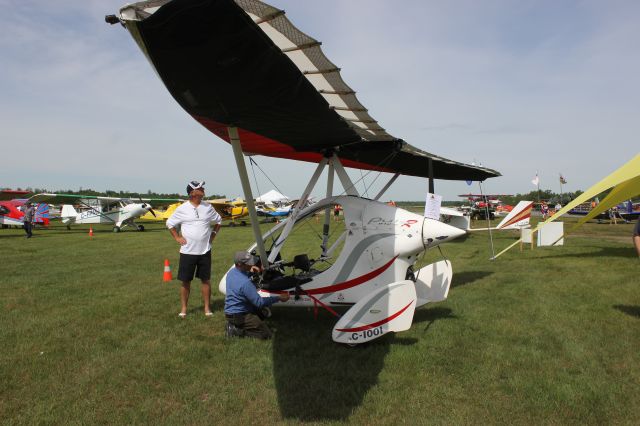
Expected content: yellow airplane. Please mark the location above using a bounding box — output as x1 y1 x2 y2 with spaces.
208 198 249 225
141 198 249 225
140 202 181 221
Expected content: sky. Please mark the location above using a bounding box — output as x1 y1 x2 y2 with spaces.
1 0 638 201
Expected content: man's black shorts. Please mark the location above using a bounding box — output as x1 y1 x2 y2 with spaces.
634 218 640 237
178 250 211 282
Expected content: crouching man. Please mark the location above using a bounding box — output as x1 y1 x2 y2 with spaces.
224 251 290 339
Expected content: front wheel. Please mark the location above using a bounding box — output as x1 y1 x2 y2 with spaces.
137 224 145 232
113 226 120 233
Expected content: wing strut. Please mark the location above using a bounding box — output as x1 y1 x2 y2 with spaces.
374 173 400 201
228 126 269 266
267 157 329 263
332 155 359 196
321 160 335 256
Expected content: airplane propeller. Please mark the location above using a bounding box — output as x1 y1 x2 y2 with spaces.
138 199 156 217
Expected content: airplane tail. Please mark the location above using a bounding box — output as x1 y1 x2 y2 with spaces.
495 200 532 229
439 206 471 232
467 200 532 232
61 204 78 221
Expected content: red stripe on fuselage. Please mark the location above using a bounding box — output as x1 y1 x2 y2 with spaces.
260 255 399 296
335 300 415 332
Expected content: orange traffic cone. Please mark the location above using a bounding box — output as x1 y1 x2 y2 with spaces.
89 227 94 237
163 259 172 282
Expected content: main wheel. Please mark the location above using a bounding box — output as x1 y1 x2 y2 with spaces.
113 226 120 233
137 224 145 232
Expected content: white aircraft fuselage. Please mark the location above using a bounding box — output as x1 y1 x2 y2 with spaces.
220 196 464 344
61 202 154 231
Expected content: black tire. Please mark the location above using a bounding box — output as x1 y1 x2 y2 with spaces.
113 226 120 233
137 224 145 232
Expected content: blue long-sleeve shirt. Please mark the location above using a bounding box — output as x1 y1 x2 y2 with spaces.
224 267 280 315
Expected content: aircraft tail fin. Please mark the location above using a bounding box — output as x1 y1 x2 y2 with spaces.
332 280 416 345
61 204 78 218
495 200 533 229
440 207 471 231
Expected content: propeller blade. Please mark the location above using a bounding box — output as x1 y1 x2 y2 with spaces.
149 208 157 217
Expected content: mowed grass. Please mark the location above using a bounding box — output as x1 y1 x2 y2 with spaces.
0 215 638 425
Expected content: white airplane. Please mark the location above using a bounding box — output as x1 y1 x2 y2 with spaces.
27 193 180 232
441 200 533 233
109 0 501 344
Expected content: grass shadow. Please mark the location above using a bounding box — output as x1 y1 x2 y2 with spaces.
270 309 392 422
613 305 640 318
413 306 457 333
536 246 636 259
451 270 493 288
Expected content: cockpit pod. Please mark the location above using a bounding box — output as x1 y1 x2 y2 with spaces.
220 196 463 295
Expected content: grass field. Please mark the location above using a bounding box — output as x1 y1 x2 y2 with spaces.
1 215 638 425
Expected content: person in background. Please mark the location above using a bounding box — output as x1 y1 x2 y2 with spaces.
540 202 549 220
633 217 640 258
167 181 222 318
22 202 35 238
609 206 618 225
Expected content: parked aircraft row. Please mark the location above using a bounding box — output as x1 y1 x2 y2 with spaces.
0 189 301 232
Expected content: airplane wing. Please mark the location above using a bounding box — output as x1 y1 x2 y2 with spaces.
0 190 31 201
28 193 182 206
27 193 105 204
112 0 500 181
138 197 184 206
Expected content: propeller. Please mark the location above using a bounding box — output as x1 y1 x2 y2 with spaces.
137 197 156 217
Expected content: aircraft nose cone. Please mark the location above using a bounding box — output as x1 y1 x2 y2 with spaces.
422 218 466 249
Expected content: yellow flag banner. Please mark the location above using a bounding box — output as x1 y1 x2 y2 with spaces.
574 174 640 229
493 153 640 259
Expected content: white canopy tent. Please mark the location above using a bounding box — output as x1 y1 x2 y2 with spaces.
255 190 290 205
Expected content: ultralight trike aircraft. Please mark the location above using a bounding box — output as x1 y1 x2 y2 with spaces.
108 0 501 344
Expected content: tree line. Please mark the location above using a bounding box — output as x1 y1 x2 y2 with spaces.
3 187 226 200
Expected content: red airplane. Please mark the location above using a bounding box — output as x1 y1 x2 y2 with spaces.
458 193 515 213
0 190 50 228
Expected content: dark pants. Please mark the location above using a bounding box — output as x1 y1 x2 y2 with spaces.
226 313 273 339
23 222 33 238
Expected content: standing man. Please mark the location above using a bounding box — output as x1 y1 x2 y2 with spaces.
22 202 35 238
224 251 290 339
167 181 222 317
633 216 640 258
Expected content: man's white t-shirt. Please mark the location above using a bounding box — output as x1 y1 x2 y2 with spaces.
166 201 222 255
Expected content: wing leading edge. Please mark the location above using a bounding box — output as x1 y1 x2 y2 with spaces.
116 0 500 181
